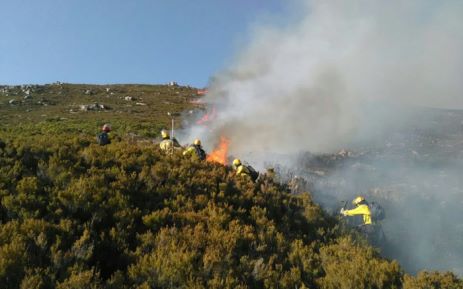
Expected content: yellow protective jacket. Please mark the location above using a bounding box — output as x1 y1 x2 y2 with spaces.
159 139 173 151
160 138 181 151
236 165 251 177
344 204 372 225
183 146 195 156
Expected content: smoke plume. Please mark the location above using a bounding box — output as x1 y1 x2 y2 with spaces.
193 0 463 275
202 0 463 155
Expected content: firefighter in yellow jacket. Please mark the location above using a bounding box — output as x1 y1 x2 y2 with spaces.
232 159 251 177
159 130 181 152
232 159 259 182
340 196 372 225
340 196 385 246
183 139 206 160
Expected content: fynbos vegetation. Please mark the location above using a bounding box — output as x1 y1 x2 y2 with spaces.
0 84 461 288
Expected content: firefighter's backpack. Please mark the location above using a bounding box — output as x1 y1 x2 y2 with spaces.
194 145 206 160
97 132 110 146
246 165 259 182
369 202 385 221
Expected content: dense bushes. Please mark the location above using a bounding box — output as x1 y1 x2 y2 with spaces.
404 271 463 289
0 135 461 288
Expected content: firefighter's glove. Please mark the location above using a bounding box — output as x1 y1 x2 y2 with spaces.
340 208 347 216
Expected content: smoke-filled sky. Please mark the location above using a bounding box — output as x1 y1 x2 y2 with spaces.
203 0 463 155
196 0 463 275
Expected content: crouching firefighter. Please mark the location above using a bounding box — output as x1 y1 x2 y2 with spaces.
232 159 259 182
340 196 385 245
183 139 206 160
97 124 111 146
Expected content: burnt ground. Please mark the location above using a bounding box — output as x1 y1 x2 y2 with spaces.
287 108 463 275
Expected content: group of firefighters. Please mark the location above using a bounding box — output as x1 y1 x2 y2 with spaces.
158 128 256 179
97 124 255 180
97 124 384 244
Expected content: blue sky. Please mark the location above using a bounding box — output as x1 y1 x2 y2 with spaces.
0 0 289 87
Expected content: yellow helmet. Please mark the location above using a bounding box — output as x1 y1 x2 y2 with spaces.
232 159 241 167
161 130 169 139
352 196 365 205
193 139 201 146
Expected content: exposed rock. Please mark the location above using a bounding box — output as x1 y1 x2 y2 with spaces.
135 102 147 106
9 99 19 105
124 96 134 101
37 100 49 106
79 103 110 111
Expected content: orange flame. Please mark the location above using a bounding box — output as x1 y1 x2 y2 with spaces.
197 89 208 95
196 106 217 125
207 136 230 165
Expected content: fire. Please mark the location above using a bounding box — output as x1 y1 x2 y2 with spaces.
197 89 208 95
196 106 217 125
206 136 230 165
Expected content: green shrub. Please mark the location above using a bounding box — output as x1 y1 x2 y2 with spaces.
0 133 460 288
404 271 463 289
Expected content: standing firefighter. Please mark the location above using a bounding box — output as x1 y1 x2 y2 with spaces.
97 124 111 146
159 129 181 152
340 196 385 245
232 159 259 182
341 196 372 225
183 139 206 160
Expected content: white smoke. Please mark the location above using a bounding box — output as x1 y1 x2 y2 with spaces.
201 0 463 156
191 0 463 275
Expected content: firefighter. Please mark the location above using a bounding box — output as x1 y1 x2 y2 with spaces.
159 130 181 151
232 159 250 176
340 196 372 225
97 124 111 146
232 159 259 181
183 139 206 160
340 196 385 245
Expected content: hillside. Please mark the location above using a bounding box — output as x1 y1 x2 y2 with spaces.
0 83 200 137
0 84 462 288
